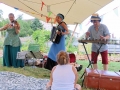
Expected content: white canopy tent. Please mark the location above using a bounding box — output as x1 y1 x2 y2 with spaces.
0 0 113 24
0 0 113 49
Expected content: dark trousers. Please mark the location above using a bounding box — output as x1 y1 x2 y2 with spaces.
44 57 57 70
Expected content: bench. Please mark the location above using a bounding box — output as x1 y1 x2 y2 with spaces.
108 44 120 56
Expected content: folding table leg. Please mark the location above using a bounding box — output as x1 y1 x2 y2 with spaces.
80 43 93 79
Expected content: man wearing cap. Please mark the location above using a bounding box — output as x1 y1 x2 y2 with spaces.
86 13 110 70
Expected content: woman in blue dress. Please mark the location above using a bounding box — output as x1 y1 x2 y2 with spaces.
45 13 69 70
0 13 24 68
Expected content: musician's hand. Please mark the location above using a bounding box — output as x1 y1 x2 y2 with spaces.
100 35 106 40
57 31 61 35
61 32 65 35
86 32 90 36
14 25 18 29
9 23 13 26
14 25 17 28
86 32 90 38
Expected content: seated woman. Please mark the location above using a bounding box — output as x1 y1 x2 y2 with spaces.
46 51 81 90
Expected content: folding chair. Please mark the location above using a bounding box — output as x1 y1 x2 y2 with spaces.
26 44 42 68
69 53 76 63
28 44 40 52
69 53 83 72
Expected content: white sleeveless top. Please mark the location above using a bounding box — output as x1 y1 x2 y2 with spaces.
51 64 75 90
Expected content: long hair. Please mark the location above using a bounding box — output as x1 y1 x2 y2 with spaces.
57 51 69 65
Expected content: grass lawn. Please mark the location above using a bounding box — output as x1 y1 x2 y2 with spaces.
0 58 120 90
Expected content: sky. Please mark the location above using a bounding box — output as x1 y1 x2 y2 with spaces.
0 0 120 38
68 0 120 38
0 3 34 19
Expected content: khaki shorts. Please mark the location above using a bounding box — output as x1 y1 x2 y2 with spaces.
46 86 79 90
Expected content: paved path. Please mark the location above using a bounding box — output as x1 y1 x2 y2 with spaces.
0 71 49 90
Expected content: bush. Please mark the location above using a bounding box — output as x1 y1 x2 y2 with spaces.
21 39 31 51
67 45 79 53
0 37 4 49
32 30 50 52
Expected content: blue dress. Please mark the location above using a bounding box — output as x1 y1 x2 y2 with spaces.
48 25 66 62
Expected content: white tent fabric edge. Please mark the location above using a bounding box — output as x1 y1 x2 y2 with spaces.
0 0 113 24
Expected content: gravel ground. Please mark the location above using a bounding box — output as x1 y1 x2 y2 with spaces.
0 71 49 90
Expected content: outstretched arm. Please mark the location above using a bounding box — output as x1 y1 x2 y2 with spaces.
0 24 8 31
85 26 91 39
72 65 78 88
46 66 56 88
100 35 110 40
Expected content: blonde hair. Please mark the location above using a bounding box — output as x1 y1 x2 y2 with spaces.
57 51 69 65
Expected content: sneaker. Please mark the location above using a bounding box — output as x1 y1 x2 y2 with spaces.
76 65 83 72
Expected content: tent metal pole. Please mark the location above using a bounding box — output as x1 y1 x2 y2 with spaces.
66 23 78 51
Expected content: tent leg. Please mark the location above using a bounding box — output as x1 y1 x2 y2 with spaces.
66 23 78 51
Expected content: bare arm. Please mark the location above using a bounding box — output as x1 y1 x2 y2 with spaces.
0 24 8 31
49 66 56 86
61 22 69 35
105 35 110 39
72 65 78 87
85 32 90 38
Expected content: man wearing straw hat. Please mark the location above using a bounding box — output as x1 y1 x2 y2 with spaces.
86 13 110 70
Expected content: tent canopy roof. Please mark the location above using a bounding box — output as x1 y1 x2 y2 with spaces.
0 0 113 24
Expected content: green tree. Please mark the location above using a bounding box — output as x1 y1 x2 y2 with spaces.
66 30 78 53
32 30 50 52
15 14 34 37
2 19 9 37
0 10 10 37
0 10 3 19
18 19 33 37
0 18 9 37
31 18 43 31
0 14 34 37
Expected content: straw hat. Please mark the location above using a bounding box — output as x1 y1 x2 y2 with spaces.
90 13 101 22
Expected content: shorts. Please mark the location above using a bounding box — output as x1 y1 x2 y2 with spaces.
46 86 79 90
91 50 108 64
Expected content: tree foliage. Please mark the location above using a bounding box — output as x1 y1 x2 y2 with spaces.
15 14 33 37
32 30 50 52
0 13 78 53
18 19 33 37
66 30 78 53
0 10 3 19
31 18 43 31
0 15 44 37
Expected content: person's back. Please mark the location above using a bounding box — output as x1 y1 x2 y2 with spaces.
46 51 81 90
51 64 75 90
